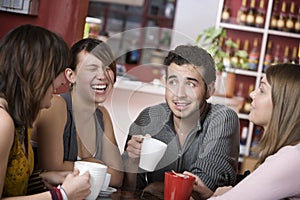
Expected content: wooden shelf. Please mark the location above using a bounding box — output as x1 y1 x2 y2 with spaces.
216 0 300 160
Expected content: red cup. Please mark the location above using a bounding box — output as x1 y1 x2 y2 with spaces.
164 172 195 200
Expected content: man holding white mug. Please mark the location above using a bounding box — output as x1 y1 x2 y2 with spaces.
122 45 240 199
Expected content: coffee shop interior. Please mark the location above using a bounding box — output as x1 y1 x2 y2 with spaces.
1 0 300 174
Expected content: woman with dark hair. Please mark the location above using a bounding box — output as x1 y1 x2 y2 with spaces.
0 24 90 199
189 63 300 200
34 38 123 188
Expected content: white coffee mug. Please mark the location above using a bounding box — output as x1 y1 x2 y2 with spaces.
74 161 107 200
139 137 167 171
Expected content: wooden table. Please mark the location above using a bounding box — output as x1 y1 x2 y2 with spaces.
97 188 162 200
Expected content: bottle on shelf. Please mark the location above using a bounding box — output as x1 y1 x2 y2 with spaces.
223 37 233 70
236 82 245 113
125 40 140 65
236 82 244 98
241 84 254 114
298 42 300 64
290 46 297 64
237 0 248 25
255 0 266 28
263 41 273 72
295 6 300 33
164 0 175 18
240 40 249 70
246 0 257 27
250 126 263 157
231 39 240 68
240 126 249 156
248 38 259 71
283 46 290 63
286 1 296 32
276 1 287 31
270 0 280 30
271 44 281 65
221 1 231 23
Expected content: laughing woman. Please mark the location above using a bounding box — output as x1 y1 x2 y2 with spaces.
33 38 124 188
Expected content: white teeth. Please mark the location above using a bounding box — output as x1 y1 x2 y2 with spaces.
91 85 106 90
175 102 187 106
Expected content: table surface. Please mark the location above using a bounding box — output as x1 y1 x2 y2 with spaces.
97 188 162 200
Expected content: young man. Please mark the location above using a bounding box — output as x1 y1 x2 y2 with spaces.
122 45 240 199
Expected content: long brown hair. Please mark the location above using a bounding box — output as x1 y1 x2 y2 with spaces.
256 63 300 166
0 24 69 128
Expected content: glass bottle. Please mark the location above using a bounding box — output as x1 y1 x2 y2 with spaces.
242 84 254 114
240 127 249 156
240 40 249 70
286 2 296 32
263 41 273 72
246 0 257 26
236 82 244 98
272 44 281 65
236 82 245 112
237 0 248 25
231 39 240 68
276 1 287 31
221 1 231 23
298 42 300 64
255 0 265 28
290 46 297 64
164 0 175 18
283 46 290 63
270 0 279 30
248 38 259 71
223 38 233 70
294 6 300 33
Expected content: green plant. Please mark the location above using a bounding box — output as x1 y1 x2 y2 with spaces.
196 27 248 71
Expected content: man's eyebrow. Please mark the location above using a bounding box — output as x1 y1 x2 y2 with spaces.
186 77 199 82
167 75 177 79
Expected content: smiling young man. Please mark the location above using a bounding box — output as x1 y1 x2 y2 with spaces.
122 45 240 199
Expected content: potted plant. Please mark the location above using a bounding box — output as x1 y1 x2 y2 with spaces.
195 26 248 97
196 26 226 72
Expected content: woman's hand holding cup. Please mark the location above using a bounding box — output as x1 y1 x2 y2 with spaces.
61 169 91 200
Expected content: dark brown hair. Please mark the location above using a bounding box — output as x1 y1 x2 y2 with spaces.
68 38 116 83
0 24 69 128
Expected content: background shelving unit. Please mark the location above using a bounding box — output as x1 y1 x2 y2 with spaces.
88 0 177 67
215 0 300 167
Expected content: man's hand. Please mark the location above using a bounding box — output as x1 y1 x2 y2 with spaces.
126 134 150 158
183 171 213 200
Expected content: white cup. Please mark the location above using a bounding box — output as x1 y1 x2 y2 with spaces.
101 173 111 191
139 137 167 172
74 161 107 200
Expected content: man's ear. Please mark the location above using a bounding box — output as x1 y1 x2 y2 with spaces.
65 68 76 84
206 82 215 99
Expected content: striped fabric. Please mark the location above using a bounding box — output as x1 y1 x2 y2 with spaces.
123 102 240 191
